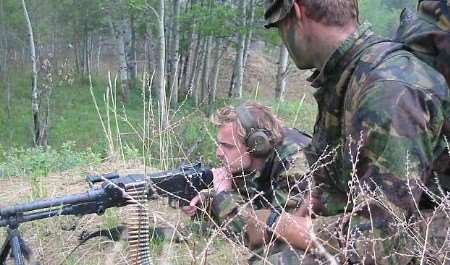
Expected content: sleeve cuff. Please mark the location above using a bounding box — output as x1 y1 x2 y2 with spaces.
211 191 240 221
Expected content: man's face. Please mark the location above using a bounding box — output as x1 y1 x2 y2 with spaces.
215 123 253 175
276 6 315 69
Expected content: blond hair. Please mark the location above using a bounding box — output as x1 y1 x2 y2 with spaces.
212 102 284 146
297 0 358 26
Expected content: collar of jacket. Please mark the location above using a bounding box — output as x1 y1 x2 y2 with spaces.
309 22 377 89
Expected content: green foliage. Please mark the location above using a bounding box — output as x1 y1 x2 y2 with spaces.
2 0 26 36
359 0 415 36
101 208 121 229
253 4 281 48
0 143 101 178
176 108 218 165
268 99 316 135
383 0 416 10
178 2 240 39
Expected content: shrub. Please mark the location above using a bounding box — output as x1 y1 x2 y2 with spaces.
0 142 101 178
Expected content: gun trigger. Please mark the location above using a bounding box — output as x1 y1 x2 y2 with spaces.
168 198 177 208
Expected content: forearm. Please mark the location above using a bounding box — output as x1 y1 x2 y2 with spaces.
243 209 312 250
274 212 312 249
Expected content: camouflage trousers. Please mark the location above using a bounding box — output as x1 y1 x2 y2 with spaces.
249 209 450 265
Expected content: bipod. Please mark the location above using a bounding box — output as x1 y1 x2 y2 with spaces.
0 225 26 265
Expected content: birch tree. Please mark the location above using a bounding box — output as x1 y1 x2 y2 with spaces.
243 0 255 67
275 43 289 101
200 36 212 103
158 0 167 129
230 0 246 98
207 38 226 115
168 0 181 108
107 0 131 103
21 0 46 146
0 0 10 118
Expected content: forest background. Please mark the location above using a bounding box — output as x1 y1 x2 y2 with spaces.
0 0 417 175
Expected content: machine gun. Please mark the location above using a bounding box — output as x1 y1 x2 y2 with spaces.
0 163 213 265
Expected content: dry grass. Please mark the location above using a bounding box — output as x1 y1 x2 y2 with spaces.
0 162 249 265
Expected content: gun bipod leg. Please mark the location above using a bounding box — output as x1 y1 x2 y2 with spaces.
0 225 25 265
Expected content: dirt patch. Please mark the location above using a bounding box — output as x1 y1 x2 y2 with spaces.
216 48 316 104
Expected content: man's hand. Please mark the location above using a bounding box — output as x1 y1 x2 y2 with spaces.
181 193 206 217
212 167 232 193
181 167 232 217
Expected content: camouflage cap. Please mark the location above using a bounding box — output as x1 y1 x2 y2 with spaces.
264 0 295 28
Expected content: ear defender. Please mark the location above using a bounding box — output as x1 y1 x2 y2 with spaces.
236 106 274 157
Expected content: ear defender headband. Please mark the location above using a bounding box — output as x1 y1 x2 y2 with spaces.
236 106 274 157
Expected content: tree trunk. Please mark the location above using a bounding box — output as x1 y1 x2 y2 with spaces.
169 0 181 108
192 38 205 106
200 36 212 104
96 38 102 74
145 30 156 72
208 39 226 116
112 21 129 103
74 40 80 75
21 0 43 147
158 0 167 129
84 30 91 79
0 0 10 118
182 23 196 99
177 54 185 98
243 0 255 67
129 13 137 87
117 22 129 103
40 58 53 148
275 44 289 101
231 0 246 98
188 35 202 105
107 0 130 103
228 65 235 97
80 32 86 78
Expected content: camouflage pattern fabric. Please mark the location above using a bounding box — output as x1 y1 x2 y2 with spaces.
264 0 294 28
209 128 311 257
301 22 450 265
395 2 450 94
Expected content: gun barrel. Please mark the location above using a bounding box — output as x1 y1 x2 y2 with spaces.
0 189 105 218
0 163 213 228
0 208 64 227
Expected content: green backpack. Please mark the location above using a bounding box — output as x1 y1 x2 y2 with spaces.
394 0 450 194
395 0 450 85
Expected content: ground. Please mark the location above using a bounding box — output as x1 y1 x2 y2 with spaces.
0 161 252 265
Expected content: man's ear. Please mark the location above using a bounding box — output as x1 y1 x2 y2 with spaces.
291 0 304 22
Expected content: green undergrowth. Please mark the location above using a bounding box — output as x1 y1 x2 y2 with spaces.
0 142 101 178
0 73 317 178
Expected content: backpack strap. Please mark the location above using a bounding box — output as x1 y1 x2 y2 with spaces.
440 0 450 22
418 0 450 29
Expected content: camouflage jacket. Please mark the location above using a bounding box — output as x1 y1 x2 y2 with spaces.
209 128 311 241
303 23 450 220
